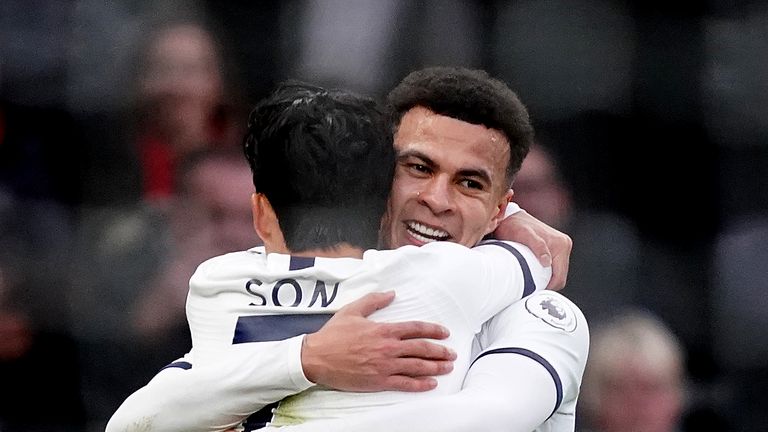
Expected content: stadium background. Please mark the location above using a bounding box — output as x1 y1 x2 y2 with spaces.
1 1 766 431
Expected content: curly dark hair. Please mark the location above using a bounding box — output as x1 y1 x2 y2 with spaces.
243 82 395 251
387 66 534 184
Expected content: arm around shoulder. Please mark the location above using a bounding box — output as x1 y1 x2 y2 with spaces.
493 206 572 291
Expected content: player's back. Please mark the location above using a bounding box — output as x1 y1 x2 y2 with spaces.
186 241 549 426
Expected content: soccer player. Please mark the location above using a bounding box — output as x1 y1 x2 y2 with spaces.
107 68 588 431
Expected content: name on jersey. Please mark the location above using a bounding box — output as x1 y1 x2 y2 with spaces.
245 278 340 308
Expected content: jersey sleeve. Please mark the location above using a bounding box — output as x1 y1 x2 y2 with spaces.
105 337 313 432
256 353 557 432
471 239 552 299
418 240 551 331
474 291 590 422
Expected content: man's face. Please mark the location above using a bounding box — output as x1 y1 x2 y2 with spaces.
512 146 571 229
186 157 260 251
382 106 512 248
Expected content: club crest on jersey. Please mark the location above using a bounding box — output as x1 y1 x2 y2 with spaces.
525 293 577 332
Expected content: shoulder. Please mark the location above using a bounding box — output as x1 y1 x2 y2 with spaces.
491 291 587 334
194 248 263 275
474 240 542 267
190 248 266 294
366 242 472 271
476 291 590 410
382 240 536 266
480 291 589 355
475 240 552 293
521 291 586 334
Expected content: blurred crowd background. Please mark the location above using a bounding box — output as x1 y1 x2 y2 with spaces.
1 1 767 431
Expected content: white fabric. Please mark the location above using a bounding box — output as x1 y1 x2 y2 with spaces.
106 241 549 431
188 242 548 426
504 200 522 218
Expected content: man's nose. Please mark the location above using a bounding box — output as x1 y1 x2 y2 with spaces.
419 176 455 214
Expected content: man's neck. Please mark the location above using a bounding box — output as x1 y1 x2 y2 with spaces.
265 243 366 259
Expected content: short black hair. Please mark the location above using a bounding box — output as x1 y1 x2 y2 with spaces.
387 66 534 184
244 82 395 252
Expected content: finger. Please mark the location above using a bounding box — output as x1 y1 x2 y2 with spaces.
546 235 572 291
390 357 455 377
547 252 569 291
523 230 552 268
336 291 396 317
386 320 450 340
391 339 457 361
380 375 439 393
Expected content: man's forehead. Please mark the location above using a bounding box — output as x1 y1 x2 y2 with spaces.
395 106 507 145
394 107 510 184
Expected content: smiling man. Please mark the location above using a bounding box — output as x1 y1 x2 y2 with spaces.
384 106 512 247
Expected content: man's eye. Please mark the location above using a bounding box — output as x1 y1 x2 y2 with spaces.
408 163 430 174
460 179 483 190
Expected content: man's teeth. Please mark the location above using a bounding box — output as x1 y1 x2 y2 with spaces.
407 222 449 242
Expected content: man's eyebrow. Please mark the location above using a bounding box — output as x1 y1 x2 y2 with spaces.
397 149 436 167
398 149 493 185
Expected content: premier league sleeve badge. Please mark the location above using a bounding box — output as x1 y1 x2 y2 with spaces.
525 292 578 332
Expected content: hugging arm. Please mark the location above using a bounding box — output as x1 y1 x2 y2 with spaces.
105 339 311 432
106 293 454 432
259 353 558 432
493 202 572 290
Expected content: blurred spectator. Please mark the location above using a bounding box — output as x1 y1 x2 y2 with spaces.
512 143 642 325
79 19 245 206
579 310 686 432
68 149 258 429
67 17 247 429
513 141 719 416
131 149 260 341
68 200 169 429
135 23 227 202
0 262 86 432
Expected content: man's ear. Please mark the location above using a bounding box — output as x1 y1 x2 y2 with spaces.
251 193 284 250
485 188 514 235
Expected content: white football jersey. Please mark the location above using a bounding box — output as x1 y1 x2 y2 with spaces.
186 240 549 429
